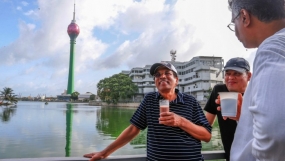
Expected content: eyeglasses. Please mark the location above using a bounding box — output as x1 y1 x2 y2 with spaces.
227 23 235 32
154 71 173 78
227 12 240 32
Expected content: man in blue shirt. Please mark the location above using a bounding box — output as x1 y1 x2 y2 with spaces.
84 61 211 161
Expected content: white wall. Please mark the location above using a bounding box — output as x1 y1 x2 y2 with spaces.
143 87 155 93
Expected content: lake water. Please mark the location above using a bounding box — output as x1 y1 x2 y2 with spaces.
0 101 223 159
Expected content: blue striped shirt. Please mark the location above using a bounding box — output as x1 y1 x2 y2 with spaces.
130 90 212 161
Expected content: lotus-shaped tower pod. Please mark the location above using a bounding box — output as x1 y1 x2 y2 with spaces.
67 3 80 94
67 20 80 40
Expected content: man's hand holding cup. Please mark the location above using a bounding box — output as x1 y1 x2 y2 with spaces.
216 93 243 121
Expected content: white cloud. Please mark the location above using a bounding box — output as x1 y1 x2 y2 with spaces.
17 6 22 10
21 1 29 7
0 0 256 97
24 10 36 16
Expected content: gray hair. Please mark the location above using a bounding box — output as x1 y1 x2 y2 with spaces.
228 0 285 22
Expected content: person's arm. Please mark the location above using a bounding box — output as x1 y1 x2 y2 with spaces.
84 124 140 161
205 112 216 126
179 115 211 142
204 85 218 125
159 112 211 142
248 50 285 160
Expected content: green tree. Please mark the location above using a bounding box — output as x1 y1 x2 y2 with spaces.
90 94 96 101
0 87 18 105
97 73 138 104
70 91 80 101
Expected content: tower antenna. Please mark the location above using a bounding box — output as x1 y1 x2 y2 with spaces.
72 1 76 23
170 50 177 62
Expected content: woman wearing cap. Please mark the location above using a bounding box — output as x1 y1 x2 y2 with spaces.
84 62 211 161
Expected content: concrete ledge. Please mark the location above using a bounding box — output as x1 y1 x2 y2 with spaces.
1 151 225 161
89 101 206 108
89 101 140 107
202 150 226 160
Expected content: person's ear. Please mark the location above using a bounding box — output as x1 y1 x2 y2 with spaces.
247 72 252 81
175 77 179 85
240 9 251 27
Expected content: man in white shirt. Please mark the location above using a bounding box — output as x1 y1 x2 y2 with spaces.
226 0 285 160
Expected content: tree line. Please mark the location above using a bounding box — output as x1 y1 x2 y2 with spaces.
1 73 138 104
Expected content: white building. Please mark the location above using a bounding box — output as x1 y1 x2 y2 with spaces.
122 56 224 101
78 92 93 101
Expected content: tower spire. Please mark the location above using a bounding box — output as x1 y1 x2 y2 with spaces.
72 2 76 23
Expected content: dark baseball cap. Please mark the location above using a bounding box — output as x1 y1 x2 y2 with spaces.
150 62 178 76
223 57 250 73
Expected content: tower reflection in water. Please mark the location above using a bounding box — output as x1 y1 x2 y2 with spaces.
65 103 73 157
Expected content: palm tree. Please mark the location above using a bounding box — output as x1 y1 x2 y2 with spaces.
0 87 18 105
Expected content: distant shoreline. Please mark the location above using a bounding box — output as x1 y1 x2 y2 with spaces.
15 100 206 108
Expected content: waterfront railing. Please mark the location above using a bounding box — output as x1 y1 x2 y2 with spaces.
1 150 225 161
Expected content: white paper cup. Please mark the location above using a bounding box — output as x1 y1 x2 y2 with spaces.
218 92 238 117
159 100 169 113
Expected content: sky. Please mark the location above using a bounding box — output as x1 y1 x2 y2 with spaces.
0 0 257 97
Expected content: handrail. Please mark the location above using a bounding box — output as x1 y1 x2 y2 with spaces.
0 150 225 161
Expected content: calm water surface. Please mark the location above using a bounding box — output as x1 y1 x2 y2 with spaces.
0 101 223 159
